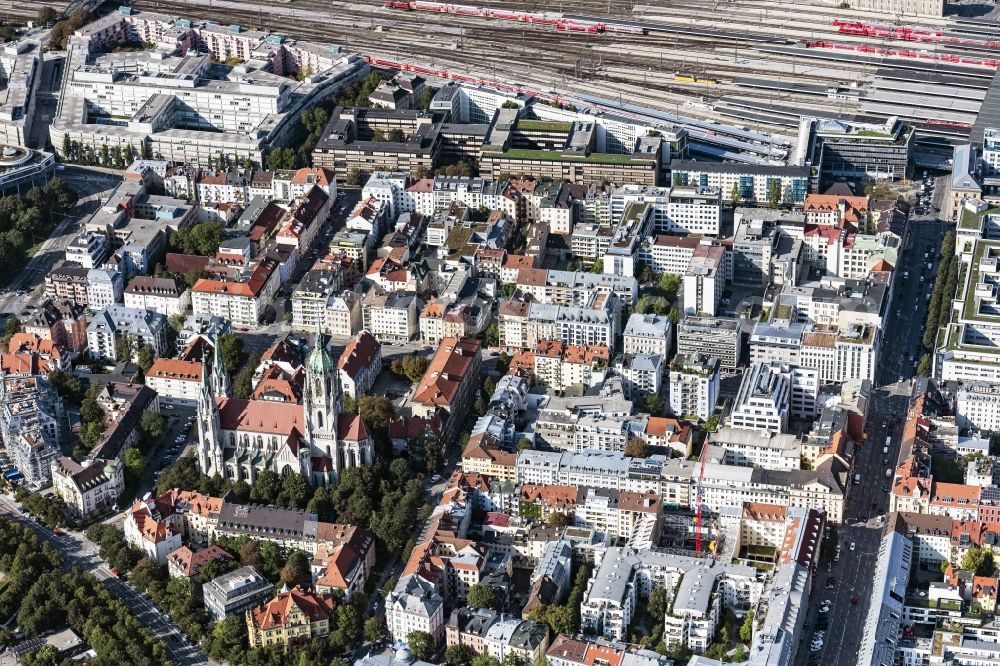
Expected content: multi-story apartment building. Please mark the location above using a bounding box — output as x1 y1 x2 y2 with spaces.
682 242 727 317
636 234 700 277
0 374 63 488
706 427 801 471
622 313 672 358
45 264 91 306
54 10 369 166
514 270 638 310
613 353 664 400
85 268 124 311
668 353 720 421
123 276 190 317
337 331 382 399
387 574 446 645
499 292 619 352
730 361 819 433
50 457 124 518
191 258 280 328
669 160 809 205
957 382 1000 433
361 290 419 342
411 338 482 444
145 358 205 407
86 305 168 361
936 238 1000 382
533 340 610 394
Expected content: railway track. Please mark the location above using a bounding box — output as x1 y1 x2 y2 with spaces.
124 0 996 146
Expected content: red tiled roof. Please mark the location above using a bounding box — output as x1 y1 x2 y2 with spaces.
249 588 334 631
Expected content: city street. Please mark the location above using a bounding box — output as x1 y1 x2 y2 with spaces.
802 182 952 665
0 167 122 316
0 494 216 666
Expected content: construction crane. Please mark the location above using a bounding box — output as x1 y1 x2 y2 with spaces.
694 441 708 555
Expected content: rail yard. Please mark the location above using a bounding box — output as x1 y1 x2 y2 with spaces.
55 0 986 161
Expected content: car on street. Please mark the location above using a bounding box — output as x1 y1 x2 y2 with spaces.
850 541 856 551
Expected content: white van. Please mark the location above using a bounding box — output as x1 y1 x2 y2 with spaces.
885 468 893 478
854 473 861 484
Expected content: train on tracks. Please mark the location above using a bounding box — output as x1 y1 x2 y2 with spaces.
383 1 649 34
833 19 1000 49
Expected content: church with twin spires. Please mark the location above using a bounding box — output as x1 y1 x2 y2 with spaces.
196 333 373 486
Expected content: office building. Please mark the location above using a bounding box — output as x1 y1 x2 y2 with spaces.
203 566 275 622
677 316 742 370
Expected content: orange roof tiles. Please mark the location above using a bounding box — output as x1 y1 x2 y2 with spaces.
412 337 480 408
147 358 203 382
249 587 334 631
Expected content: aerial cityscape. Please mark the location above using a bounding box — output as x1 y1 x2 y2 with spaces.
0 0 998 664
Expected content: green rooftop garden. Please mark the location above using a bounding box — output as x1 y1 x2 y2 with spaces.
484 149 648 165
773 304 793 320
960 205 1000 231
517 120 573 132
961 241 1000 323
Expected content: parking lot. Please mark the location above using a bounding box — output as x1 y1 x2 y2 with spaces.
151 405 198 484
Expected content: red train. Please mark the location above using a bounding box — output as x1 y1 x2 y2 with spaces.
832 18 1000 49
803 39 999 68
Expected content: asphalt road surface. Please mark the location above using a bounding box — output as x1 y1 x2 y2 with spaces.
0 494 216 666
0 167 122 317
800 199 951 666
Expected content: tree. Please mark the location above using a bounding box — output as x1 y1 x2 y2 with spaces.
217 334 245 373
705 414 721 432
528 604 574 636
139 411 166 444
739 610 754 642
466 583 499 611
625 437 648 458
278 472 311 510
483 322 499 347
917 354 932 377
387 129 406 142
547 512 572 527
641 394 664 416
364 616 387 645
123 447 145 481
767 179 782 208
406 630 434 661
79 395 104 425
249 469 282 504
137 343 155 373
516 437 534 451
280 550 313 589
643 585 666 620
445 644 472 666
345 168 367 187
471 656 501 666
359 396 395 431
36 6 57 25
420 86 436 111
730 182 741 206
733 644 749 662
962 546 996 575
231 353 259 399
47 370 84 404
590 259 604 274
